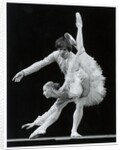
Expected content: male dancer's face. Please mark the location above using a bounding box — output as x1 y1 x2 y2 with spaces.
59 48 70 59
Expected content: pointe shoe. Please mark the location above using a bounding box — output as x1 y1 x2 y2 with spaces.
64 33 77 47
29 131 46 139
76 12 83 28
29 127 46 139
29 133 40 139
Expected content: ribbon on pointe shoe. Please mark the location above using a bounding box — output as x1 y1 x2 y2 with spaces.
64 33 77 47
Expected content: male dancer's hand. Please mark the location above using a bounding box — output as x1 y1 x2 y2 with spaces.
12 71 24 82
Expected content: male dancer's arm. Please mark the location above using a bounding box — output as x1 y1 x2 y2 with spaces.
12 51 59 82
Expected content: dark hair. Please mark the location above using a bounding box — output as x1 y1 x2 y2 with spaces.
55 36 73 51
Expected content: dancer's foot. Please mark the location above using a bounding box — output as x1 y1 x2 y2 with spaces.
29 126 46 139
64 33 77 47
71 131 82 137
29 134 40 139
76 12 83 28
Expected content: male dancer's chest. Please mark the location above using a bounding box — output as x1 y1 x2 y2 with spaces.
56 54 79 75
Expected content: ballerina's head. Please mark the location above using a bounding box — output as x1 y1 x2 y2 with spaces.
43 81 60 99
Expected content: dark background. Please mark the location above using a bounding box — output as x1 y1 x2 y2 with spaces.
7 3 116 140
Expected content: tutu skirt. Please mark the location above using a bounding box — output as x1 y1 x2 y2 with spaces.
78 52 106 106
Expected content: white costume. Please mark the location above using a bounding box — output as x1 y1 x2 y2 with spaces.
78 51 106 106
59 51 88 99
23 49 91 100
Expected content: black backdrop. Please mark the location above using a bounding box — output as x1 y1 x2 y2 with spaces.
7 3 116 140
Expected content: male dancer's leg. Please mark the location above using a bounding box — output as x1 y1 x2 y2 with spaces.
71 99 84 137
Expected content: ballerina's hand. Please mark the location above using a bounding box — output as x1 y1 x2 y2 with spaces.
76 12 83 28
12 71 24 82
21 122 35 130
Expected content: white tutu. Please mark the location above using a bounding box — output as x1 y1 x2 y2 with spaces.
78 52 106 106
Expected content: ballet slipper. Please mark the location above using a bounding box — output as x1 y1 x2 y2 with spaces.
76 12 83 28
29 126 46 139
64 33 77 47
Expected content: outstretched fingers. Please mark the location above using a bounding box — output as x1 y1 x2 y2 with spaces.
12 71 24 82
21 123 34 130
12 74 18 82
21 123 30 129
14 78 20 82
